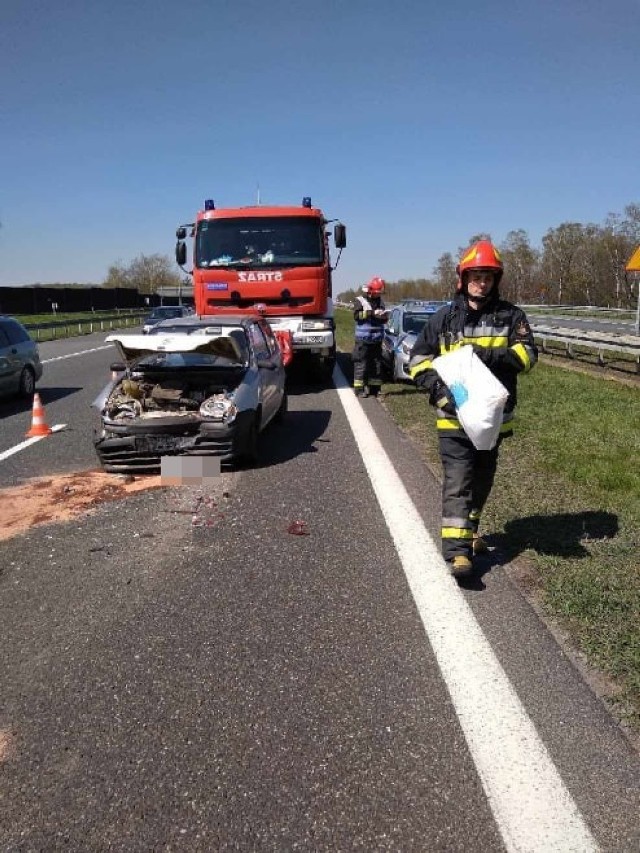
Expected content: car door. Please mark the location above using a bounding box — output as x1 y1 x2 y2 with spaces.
382 308 400 369
248 321 278 424
259 319 285 411
0 324 20 395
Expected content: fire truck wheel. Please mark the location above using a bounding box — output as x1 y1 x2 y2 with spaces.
317 347 336 384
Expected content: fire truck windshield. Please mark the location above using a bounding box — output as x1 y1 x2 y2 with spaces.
196 217 324 269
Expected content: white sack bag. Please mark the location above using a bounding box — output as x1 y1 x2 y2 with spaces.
432 345 509 450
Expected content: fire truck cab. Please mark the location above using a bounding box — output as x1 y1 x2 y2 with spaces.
176 197 346 378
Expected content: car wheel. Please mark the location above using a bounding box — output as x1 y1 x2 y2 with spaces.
393 355 402 383
18 367 35 398
274 391 287 425
316 347 336 384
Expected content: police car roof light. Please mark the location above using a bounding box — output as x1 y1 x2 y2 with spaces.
302 197 312 208
204 199 215 211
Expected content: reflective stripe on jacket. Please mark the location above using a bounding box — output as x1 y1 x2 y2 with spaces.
408 293 538 433
353 295 386 342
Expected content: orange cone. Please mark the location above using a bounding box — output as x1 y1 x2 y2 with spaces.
25 392 53 438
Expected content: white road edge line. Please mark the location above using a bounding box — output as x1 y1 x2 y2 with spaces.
41 344 113 364
0 424 67 462
333 364 598 853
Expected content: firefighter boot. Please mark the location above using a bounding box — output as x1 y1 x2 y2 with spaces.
472 533 489 555
448 555 474 579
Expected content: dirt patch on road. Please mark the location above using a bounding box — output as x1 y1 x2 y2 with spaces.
0 470 164 542
0 728 16 764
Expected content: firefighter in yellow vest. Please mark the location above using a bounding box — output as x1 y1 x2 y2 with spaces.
409 241 537 578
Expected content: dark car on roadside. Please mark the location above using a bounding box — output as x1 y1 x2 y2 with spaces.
381 300 450 382
0 316 43 399
93 314 287 472
142 305 194 334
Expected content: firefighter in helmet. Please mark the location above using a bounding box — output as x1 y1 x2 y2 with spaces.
352 276 389 397
409 240 537 579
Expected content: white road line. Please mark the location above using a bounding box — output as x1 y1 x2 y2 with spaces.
41 344 113 364
0 424 67 462
333 365 598 853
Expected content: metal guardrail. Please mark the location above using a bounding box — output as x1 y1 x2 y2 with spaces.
21 307 640 372
524 303 639 335
24 311 146 341
525 304 634 317
532 325 640 372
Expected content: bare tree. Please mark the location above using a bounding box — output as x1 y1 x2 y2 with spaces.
623 203 640 239
541 223 586 303
103 254 181 294
128 254 181 295
103 261 132 289
499 230 539 303
432 252 458 296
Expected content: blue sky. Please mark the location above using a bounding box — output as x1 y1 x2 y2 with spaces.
1 0 638 293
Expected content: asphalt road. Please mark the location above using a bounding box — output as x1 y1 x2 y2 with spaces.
1 335 639 851
528 312 637 337
0 332 117 485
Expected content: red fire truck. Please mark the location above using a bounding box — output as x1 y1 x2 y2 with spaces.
176 197 346 377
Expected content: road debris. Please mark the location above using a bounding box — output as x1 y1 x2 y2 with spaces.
0 471 164 542
189 494 224 528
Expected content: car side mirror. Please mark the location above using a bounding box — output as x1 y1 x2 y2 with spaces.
110 362 126 373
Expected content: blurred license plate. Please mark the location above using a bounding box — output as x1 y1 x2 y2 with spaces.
136 435 179 453
305 336 324 343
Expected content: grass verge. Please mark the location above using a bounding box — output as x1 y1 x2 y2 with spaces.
336 307 640 731
13 310 145 342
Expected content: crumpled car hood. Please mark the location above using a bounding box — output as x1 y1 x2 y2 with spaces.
106 333 244 366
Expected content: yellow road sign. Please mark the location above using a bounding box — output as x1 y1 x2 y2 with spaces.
625 245 640 272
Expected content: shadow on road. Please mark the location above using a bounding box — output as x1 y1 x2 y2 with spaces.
0 386 82 418
258 408 332 468
497 510 619 559
458 509 620 592
337 351 352 384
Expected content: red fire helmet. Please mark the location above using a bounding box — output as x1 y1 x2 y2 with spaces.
363 276 385 296
456 241 503 291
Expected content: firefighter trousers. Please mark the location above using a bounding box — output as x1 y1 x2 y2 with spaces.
353 340 383 391
438 433 501 562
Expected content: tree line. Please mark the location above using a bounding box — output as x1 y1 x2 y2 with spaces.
338 202 640 307
103 254 185 293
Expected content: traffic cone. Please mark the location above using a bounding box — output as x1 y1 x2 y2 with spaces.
25 392 53 438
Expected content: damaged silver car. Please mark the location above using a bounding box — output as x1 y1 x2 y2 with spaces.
93 315 286 472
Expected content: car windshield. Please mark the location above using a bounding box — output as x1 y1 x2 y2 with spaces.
135 351 245 370
135 328 250 368
196 216 324 269
148 308 184 320
402 314 432 335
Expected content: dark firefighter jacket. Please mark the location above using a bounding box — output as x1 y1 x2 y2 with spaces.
408 292 537 436
353 295 387 342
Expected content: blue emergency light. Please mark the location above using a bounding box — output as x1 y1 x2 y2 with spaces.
204 199 215 211
302 197 312 208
